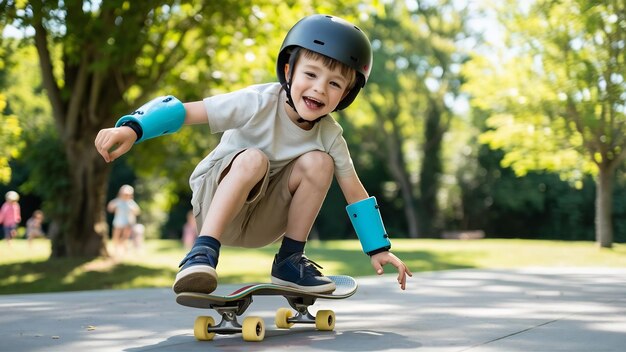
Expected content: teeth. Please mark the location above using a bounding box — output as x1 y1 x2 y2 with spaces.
305 97 323 107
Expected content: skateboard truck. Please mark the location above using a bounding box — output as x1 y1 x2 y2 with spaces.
212 307 246 334
195 296 266 341
275 295 336 331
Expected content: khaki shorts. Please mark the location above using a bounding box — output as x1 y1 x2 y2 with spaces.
191 149 295 248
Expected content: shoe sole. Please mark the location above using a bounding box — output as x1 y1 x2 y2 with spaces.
270 276 337 294
173 266 218 294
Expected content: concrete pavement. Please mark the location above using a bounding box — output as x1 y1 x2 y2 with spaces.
1 268 624 351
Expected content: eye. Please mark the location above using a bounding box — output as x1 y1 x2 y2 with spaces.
330 81 343 89
305 72 316 78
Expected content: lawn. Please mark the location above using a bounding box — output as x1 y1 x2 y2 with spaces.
1 238 625 295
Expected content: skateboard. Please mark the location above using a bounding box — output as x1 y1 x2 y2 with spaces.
176 275 357 342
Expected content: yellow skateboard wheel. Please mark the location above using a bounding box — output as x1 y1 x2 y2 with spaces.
193 316 216 341
275 308 295 329
242 316 265 342
315 310 335 331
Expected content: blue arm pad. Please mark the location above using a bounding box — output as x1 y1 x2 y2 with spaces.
115 96 185 143
346 196 392 255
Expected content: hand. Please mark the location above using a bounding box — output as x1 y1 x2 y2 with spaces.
370 251 413 290
94 126 137 163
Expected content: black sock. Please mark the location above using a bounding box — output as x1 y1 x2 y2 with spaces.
193 236 221 254
277 236 306 261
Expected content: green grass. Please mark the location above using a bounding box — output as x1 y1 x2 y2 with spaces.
1 238 625 295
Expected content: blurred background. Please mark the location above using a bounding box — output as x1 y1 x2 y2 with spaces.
1 0 624 264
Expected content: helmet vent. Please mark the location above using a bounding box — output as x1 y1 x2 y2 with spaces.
350 56 358 62
313 39 325 46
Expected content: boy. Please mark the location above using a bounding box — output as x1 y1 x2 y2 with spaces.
95 14 412 294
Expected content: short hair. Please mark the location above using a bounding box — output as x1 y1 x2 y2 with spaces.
300 48 357 90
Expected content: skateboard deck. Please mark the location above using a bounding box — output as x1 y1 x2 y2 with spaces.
176 275 357 342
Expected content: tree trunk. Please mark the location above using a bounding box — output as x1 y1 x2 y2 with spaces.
595 165 613 248
49 129 110 257
386 138 420 238
371 104 420 238
418 99 444 237
70 138 110 256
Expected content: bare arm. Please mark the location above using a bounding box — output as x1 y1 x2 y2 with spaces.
183 101 209 125
335 171 369 204
336 171 413 290
107 199 117 213
131 200 141 215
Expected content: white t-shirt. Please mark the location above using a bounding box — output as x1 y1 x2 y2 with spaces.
189 82 356 193
110 198 139 227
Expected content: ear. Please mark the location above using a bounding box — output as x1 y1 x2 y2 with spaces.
284 63 290 80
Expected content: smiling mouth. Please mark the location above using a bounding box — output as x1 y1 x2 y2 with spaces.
303 96 324 109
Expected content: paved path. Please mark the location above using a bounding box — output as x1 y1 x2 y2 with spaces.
1 268 624 351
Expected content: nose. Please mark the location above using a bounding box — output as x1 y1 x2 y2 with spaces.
313 81 326 95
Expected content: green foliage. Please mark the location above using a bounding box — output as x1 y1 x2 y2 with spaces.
17 131 71 221
463 0 626 246
354 0 472 237
0 36 64 219
0 99 21 183
457 144 597 240
466 0 626 183
0 39 24 183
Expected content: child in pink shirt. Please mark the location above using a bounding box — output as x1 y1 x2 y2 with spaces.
0 191 21 245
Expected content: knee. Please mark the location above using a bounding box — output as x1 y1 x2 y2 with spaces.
297 151 334 184
230 149 268 178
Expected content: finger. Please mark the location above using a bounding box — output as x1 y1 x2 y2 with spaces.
101 136 119 163
94 134 103 154
372 260 384 275
386 257 409 290
107 141 129 162
396 265 407 290
406 265 414 277
400 270 407 290
95 132 112 161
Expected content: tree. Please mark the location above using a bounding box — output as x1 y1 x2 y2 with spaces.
0 37 58 237
464 0 625 247
356 0 470 237
0 0 265 256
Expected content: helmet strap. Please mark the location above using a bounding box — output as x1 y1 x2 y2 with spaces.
282 47 300 113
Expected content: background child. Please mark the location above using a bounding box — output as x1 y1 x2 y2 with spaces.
131 223 145 253
26 209 46 246
0 191 21 247
107 185 141 256
182 210 198 250
95 14 412 295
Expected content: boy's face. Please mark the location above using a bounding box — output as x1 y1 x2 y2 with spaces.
285 55 351 121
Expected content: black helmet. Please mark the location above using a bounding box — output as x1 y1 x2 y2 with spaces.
277 14 373 111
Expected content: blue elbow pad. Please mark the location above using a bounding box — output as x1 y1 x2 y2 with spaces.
116 96 185 143
346 196 392 255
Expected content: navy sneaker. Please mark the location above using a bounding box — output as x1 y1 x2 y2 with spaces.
173 245 218 294
271 252 336 293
